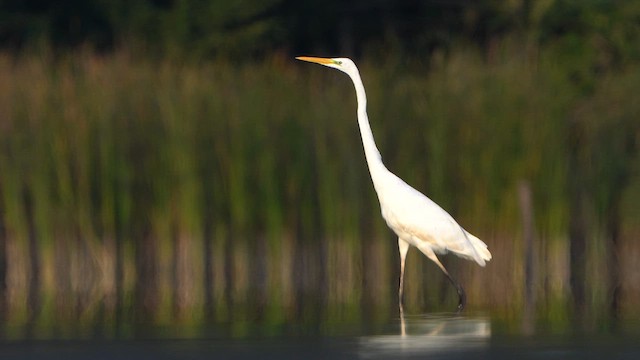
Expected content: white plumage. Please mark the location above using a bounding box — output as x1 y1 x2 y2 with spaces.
296 56 491 311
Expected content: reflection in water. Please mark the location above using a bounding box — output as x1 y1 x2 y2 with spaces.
359 314 490 358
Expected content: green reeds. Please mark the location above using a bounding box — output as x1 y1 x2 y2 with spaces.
0 44 638 335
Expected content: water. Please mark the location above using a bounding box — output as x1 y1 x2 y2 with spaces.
2 313 638 359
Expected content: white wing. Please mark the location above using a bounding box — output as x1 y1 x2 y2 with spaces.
378 172 490 266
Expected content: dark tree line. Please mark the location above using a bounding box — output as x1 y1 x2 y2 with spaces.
1 0 638 60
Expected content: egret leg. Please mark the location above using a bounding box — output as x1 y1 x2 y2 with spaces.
416 244 466 312
398 238 410 311
399 302 407 337
443 268 466 313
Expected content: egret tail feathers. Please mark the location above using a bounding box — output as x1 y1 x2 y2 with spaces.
467 233 492 266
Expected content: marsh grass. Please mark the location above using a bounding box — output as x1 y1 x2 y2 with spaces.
0 45 638 335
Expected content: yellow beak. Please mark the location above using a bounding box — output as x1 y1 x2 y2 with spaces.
295 56 335 65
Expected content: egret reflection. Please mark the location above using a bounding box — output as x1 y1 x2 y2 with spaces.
359 314 490 358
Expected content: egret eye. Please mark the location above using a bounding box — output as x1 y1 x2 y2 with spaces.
335 60 343 65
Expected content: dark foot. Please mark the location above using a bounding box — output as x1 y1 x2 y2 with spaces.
455 284 466 313
445 273 466 313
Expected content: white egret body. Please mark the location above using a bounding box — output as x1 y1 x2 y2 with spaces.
296 56 491 312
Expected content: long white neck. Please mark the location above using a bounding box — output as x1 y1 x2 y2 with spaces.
347 69 389 188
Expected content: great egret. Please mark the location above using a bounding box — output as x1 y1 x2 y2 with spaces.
296 56 491 312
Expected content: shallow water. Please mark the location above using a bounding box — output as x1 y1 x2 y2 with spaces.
2 314 638 359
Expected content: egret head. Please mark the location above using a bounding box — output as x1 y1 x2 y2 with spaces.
296 56 357 76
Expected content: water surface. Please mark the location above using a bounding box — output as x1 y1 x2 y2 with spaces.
2 313 638 359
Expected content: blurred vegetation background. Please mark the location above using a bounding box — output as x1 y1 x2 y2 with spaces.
0 0 639 338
